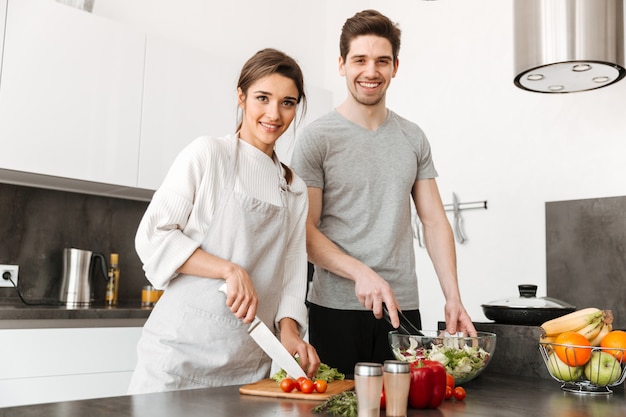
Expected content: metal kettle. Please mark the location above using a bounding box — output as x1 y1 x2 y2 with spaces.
59 248 108 307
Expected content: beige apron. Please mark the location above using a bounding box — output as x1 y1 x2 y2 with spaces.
128 136 291 393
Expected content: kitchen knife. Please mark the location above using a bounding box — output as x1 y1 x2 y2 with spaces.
218 283 307 379
452 192 467 244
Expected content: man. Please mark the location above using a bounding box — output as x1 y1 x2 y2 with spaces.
291 9 476 376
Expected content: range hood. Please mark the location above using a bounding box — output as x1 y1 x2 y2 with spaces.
514 0 626 93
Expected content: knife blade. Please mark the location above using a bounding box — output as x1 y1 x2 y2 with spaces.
218 283 307 379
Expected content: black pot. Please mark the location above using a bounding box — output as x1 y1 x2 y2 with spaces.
481 284 576 326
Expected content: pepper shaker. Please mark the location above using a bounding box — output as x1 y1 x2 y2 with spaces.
383 360 411 417
354 362 383 417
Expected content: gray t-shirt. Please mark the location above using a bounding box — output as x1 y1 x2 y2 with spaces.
291 110 438 310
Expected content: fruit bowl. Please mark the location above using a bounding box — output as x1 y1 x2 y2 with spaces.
539 342 626 394
388 330 496 384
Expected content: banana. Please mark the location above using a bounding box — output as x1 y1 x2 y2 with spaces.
603 309 615 326
539 335 557 354
576 316 604 341
540 307 603 337
540 335 558 344
589 322 613 347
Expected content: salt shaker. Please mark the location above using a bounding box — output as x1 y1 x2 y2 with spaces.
383 360 411 417
354 362 383 417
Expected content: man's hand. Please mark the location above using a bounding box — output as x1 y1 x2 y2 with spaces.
354 271 400 329
444 301 477 336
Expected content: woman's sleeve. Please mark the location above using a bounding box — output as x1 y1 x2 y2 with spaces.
134 138 210 289
274 177 310 337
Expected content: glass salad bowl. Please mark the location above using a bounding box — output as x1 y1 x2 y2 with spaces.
389 330 497 384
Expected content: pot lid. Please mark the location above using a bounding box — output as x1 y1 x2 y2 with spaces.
482 284 575 309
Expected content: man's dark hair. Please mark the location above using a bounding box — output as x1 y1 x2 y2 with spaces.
339 9 401 62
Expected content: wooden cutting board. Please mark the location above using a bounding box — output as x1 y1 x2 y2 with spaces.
239 378 355 401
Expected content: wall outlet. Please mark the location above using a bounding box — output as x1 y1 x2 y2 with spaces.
0 265 19 288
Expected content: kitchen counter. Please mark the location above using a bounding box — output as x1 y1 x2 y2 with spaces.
0 373 624 417
0 303 150 328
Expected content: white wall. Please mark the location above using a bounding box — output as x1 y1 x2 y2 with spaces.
93 0 626 330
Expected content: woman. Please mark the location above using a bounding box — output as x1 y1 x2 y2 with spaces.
128 48 320 394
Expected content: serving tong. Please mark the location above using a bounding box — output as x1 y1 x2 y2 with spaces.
383 304 424 336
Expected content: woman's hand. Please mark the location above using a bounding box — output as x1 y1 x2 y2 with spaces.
177 248 258 323
279 318 321 379
222 264 258 324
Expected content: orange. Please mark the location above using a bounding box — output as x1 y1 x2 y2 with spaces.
554 331 592 366
600 330 626 363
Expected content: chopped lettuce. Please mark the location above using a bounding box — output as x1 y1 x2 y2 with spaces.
426 344 490 380
392 339 490 381
271 362 345 383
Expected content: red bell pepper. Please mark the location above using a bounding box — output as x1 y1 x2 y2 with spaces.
409 360 447 409
423 360 447 408
408 361 433 408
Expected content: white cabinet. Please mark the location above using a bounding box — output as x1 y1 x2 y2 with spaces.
0 0 145 187
137 35 239 190
0 326 142 408
0 0 333 197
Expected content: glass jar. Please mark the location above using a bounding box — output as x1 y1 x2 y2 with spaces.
141 285 163 308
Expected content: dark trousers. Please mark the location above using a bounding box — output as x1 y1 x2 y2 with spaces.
308 302 422 378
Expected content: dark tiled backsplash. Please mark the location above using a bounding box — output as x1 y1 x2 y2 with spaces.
546 195 626 330
0 183 149 305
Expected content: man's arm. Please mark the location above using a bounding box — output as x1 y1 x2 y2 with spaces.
305 187 400 328
412 178 477 336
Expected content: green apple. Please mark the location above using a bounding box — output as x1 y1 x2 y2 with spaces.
584 351 621 386
547 352 583 381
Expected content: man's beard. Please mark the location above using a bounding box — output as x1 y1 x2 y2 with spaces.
350 89 384 106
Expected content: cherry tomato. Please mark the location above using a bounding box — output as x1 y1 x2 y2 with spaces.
300 379 315 394
453 386 466 401
279 378 295 393
314 379 328 393
445 385 453 400
446 373 455 389
295 376 307 391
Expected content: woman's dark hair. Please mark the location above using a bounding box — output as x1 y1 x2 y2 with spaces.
339 9 401 62
236 48 306 184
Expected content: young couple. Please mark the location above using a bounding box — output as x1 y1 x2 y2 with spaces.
128 9 476 394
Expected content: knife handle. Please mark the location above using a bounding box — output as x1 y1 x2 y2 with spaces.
454 215 467 244
218 282 261 332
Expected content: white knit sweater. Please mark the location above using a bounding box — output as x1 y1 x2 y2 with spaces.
135 134 309 331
